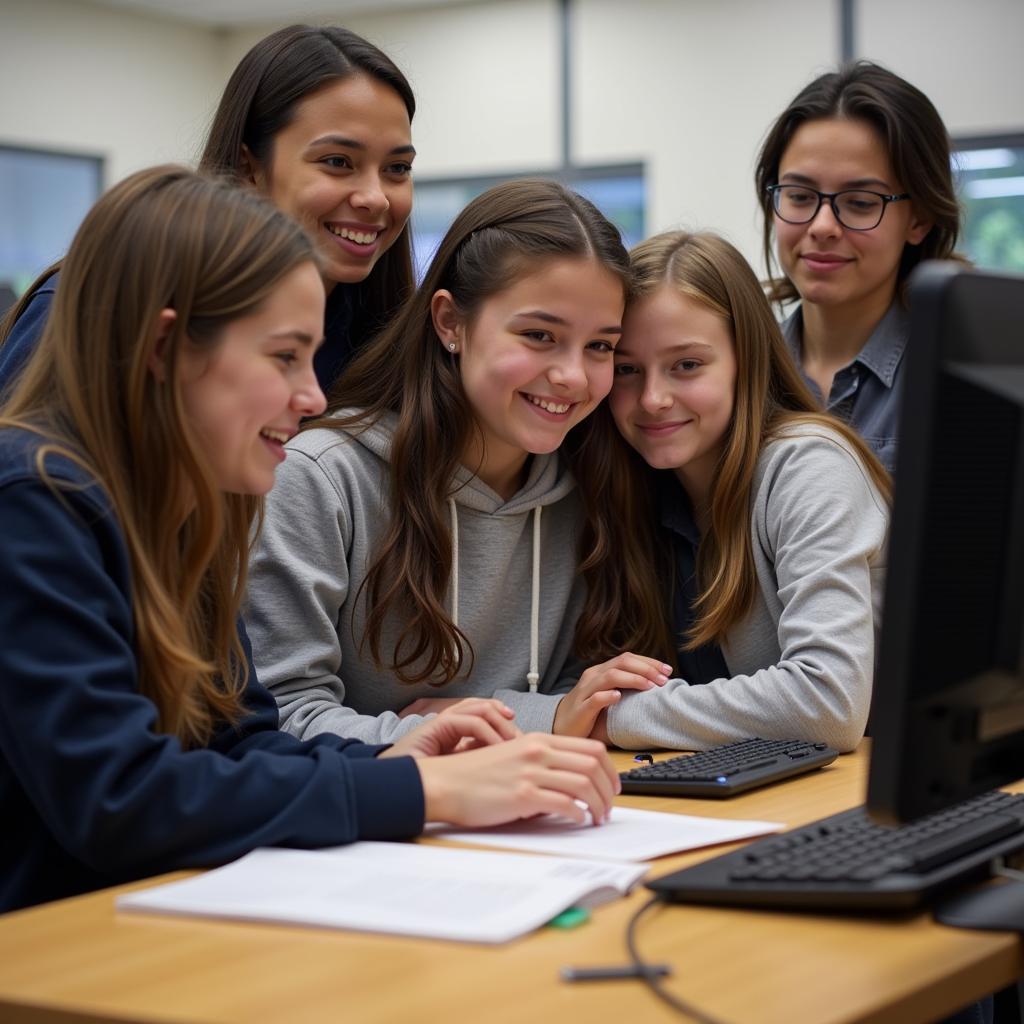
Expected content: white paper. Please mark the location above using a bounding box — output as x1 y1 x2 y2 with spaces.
117 843 647 945
425 805 784 862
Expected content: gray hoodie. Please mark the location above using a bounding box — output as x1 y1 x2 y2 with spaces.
245 411 586 743
606 426 888 753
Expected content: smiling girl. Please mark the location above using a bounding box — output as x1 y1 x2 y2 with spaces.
581 231 889 753
0 25 416 395
245 179 670 745
0 167 620 913
755 61 961 473
200 24 417 389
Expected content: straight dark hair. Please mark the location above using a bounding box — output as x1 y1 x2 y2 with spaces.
755 61 961 304
314 178 647 683
199 24 416 340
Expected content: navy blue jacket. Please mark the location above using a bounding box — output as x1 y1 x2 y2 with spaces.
0 273 57 395
0 274 359 398
0 429 424 912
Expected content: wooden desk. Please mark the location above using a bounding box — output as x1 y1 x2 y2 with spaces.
0 747 1021 1024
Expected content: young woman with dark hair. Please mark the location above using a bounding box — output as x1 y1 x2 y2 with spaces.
0 24 416 395
756 70 993 1024
245 178 672 745
754 60 961 473
0 166 619 914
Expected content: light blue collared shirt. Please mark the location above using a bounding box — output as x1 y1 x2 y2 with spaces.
781 301 910 475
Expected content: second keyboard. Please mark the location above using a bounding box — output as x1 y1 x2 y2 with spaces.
619 738 839 798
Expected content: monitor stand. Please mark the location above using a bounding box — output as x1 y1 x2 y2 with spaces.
935 879 1024 931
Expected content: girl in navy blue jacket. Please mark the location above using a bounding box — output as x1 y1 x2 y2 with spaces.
0 166 618 913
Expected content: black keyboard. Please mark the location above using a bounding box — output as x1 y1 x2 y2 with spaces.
619 738 838 798
647 789 1024 911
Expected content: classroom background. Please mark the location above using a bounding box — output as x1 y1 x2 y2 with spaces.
1 0 1022 307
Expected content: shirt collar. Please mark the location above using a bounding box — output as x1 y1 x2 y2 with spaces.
782 300 910 391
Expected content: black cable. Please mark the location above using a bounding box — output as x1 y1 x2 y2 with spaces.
624 893 731 1024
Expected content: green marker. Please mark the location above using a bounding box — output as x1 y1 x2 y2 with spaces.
548 906 591 929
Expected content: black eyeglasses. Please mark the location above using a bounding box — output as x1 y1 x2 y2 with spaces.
766 184 910 231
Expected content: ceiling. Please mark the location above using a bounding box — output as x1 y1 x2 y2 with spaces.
90 0 478 27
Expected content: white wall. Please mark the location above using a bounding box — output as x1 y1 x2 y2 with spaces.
1 0 1022 273
0 0 224 185
226 0 563 176
859 0 1024 139
573 0 837 265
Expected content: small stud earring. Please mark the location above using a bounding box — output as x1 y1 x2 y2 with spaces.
448 342 457 352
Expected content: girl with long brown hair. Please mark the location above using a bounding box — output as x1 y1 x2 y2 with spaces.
585 231 889 753
0 166 620 913
246 178 672 745
1 24 417 394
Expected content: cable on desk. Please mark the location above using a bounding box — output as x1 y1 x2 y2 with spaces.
624 893 731 1024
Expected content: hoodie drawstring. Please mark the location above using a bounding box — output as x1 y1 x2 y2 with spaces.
448 497 460 635
448 498 542 694
527 505 541 694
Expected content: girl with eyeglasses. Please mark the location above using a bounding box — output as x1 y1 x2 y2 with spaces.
0 25 416 396
755 61 961 473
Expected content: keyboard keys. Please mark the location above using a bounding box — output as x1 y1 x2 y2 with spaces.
619 739 839 799
647 790 1024 910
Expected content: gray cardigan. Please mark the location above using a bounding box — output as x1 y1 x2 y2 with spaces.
607 426 888 753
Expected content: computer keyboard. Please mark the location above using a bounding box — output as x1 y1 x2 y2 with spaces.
619 738 838 798
647 788 1024 910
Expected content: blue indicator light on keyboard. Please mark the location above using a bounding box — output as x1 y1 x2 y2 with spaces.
717 776 728 783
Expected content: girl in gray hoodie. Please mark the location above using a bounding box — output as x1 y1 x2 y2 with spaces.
246 180 671 745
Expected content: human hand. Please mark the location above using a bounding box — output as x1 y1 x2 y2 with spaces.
398 696 466 719
553 653 671 737
381 698 519 759
416 733 620 827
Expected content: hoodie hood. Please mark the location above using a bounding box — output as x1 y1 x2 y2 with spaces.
333 407 578 514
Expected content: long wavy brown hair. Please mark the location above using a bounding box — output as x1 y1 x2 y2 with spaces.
755 61 961 305
0 166 318 746
579 232 892 662
316 178 649 684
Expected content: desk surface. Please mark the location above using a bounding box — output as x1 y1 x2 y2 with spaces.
1 746 1021 1024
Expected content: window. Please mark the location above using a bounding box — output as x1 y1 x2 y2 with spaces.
954 137 1024 273
0 145 103 304
410 164 645 278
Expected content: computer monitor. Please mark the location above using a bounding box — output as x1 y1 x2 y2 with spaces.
867 261 1024 832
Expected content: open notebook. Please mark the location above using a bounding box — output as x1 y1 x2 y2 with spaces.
118 842 647 944
118 807 782 943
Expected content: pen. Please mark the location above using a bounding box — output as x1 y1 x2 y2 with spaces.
560 964 672 982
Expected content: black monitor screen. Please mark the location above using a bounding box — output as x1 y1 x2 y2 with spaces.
867 262 1024 825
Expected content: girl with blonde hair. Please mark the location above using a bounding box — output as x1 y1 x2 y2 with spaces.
581 230 890 753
